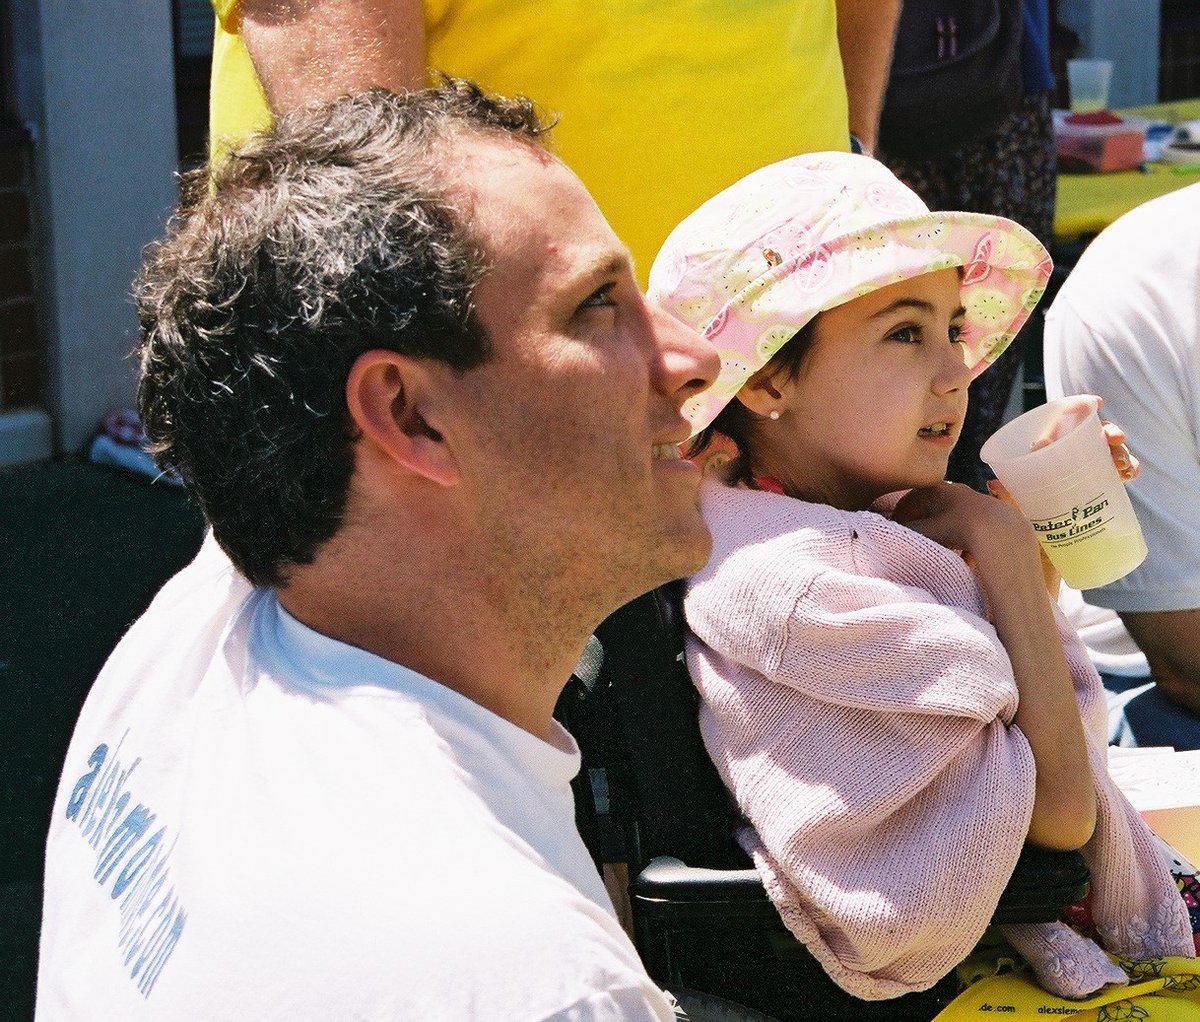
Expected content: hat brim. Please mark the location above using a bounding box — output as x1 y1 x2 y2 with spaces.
681 210 1052 438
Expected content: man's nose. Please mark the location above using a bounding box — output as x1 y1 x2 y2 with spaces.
651 304 720 402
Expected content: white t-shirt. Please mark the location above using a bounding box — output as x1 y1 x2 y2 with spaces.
1045 182 1200 615
38 536 673 1021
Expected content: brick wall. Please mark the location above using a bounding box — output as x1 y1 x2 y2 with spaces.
0 125 42 411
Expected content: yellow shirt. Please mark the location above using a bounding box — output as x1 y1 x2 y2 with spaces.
210 1 849 278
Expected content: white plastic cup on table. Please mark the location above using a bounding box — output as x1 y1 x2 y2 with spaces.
1067 58 1113 113
980 395 1147 590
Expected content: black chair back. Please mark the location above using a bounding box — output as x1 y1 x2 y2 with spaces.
591 581 747 870
556 583 1090 1021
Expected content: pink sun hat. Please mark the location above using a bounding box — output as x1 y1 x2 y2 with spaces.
648 152 1053 437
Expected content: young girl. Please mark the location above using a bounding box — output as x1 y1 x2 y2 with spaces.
647 152 1194 1002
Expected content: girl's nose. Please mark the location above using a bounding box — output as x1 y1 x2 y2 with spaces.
933 340 972 395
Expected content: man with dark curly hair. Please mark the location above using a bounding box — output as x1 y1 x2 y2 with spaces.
36 81 718 1019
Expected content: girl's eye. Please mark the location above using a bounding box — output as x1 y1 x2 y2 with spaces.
949 323 965 345
889 325 919 344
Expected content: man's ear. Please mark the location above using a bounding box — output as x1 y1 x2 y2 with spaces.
734 365 786 419
345 349 460 487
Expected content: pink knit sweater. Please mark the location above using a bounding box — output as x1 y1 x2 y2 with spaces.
685 481 1193 1000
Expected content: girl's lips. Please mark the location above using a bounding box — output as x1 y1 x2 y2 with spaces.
917 421 958 445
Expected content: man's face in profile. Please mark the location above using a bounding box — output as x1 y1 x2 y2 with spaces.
441 135 718 608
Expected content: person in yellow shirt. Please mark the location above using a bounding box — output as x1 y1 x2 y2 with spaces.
209 0 900 279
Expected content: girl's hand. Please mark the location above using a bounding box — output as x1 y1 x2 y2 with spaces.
987 478 1061 599
894 480 1031 560
894 481 1050 610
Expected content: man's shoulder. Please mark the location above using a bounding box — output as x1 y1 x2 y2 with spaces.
259 861 665 1019
76 533 254 716
123 532 250 641
41 848 668 1020
42 787 664 1018
41 630 668 1018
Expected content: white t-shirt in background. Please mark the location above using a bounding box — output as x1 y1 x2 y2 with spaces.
1058 582 1149 679
1045 183 1200 617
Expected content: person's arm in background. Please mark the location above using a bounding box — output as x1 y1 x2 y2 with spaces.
1081 417 1200 718
835 0 901 156
1119 610 1200 716
239 0 426 114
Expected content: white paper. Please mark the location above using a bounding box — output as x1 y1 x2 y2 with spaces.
1107 748 1200 811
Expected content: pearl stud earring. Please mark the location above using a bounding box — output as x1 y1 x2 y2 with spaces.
769 410 781 421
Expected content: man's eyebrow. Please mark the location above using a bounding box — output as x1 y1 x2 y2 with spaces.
869 298 968 319
581 251 635 282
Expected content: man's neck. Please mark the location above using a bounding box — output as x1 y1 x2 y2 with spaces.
277 559 593 743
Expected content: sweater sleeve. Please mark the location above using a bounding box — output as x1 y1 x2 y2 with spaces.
691 548 1021 721
684 489 1038 998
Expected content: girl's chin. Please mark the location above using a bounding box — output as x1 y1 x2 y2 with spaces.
897 467 952 492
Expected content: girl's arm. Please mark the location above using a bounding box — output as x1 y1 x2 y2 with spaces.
895 483 1098 850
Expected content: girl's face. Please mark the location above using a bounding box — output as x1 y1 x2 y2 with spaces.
750 268 971 510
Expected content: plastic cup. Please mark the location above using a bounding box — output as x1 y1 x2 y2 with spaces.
980 395 1146 590
1067 58 1113 113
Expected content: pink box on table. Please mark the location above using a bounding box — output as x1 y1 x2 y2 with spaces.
1055 111 1148 173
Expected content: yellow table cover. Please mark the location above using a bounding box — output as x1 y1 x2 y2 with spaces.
1055 98 1200 242
936 957 1200 1021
